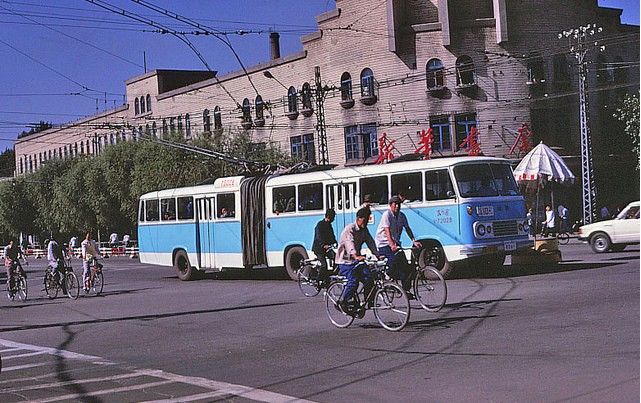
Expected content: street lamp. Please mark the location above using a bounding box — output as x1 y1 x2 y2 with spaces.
263 71 289 91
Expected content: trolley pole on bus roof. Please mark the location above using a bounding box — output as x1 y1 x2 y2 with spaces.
315 66 330 165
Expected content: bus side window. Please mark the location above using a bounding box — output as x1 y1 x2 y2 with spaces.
177 196 194 220
139 201 145 222
218 193 236 218
146 199 159 221
425 170 454 200
360 176 389 205
273 186 295 214
161 198 177 221
298 183 323 211
391 172 422 202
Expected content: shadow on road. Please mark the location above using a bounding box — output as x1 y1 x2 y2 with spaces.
54 325 100 403
463 261 622 279
162 267 290 282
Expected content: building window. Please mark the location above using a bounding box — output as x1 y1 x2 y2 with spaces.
430 116 451 151
287 86 298 113
162 119 168 136
140 96 146 114
344 123 378 162
255 95 264 123
456 55 475 86
426 58 445 89
80 142 84 154
241 98 252 128
203 109 211 132
134 98 140 115
340 72 353 101
177 115 183 134
553 54 570 84
214 106 222 131
145 124 150 135
146 94 152 112
596 54 612 86
527 57 545 84
185 114 191 138
74 143 78 155
455 113 477 151
169 117 176 134
301 82 313 114
360 68 375 98
152 121 157 137
290 133 315 162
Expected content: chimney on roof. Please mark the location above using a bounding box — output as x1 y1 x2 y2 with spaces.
269 32 281 60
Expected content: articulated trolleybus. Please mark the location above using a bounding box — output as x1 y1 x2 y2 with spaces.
138 156 533 280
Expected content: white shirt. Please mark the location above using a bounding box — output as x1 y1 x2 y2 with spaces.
109 233 118 243
375 209 411 249
545 210 555 228
81 239 99 261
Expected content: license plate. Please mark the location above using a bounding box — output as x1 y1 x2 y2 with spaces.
504 240 517 251
476 206 494 217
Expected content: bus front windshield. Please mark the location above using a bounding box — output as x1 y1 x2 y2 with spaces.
454 163 520 198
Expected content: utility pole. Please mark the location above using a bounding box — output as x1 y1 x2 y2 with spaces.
314 66 329 165
559 24 605 225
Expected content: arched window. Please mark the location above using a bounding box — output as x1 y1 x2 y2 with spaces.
242 98 252 124
213 106 222 131
177 115 183 134
427 58 445 89
146 94 152 112
74 143 78 155
255 95 264 122
287 86 298 113
138 126 143 140
140 96 146 114
301 82 313 113
134 98 140 115
185 114 191 138
360 68 375 98
86 139 90 154
340 72 353 101
203 109 211 132
152 121 157 137
80 142 84 154
169 117 176 134
456 55 475 86
162 119 168 136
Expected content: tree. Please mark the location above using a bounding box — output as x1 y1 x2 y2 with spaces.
613 93 640 170
0 148 15 177
17 121 53 139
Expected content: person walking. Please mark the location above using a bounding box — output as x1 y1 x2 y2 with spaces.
542 205 556 237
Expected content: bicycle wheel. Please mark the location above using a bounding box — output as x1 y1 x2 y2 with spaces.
373 282 410 331
297 264 320 297
15 276 27 302
324 282 354 328
65 272 80 300
91 271 104 296
414 266 447 312
557 232 570 245
44 271 59 299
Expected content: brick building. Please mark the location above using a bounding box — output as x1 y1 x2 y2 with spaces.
14 0 639 208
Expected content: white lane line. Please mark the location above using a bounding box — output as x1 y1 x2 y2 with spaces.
25 380 174 403
0 338 106 363
1 351 47 360
0 347 22 353
140 390 231 402
0 371 146 394
1 362 50 372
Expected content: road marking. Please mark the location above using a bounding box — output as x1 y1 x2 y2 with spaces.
0 339 316 403
1 351 47 360
1 362 49 372
0 347 22 353
0 371 147 393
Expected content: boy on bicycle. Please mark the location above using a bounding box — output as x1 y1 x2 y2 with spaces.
81 232 100 292
4 239 27 295
335 206 379 313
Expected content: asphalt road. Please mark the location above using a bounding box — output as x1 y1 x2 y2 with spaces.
0 239 639 402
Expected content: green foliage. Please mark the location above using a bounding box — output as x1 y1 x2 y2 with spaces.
17 121 53 139
3 133 290 243
0 148 15 177
613 93 640 170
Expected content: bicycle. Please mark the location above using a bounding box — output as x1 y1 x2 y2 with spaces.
6 260 27 302
556 230 570 245
297 248 337 297
43 259 80 300
83 258 104 296
398 247 447 312
324 257 410 331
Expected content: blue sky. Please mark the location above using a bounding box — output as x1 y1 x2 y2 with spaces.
0 0 638 153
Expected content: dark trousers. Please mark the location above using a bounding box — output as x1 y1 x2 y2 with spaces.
338 261 372 302
379 246 412 292
313 248 335 281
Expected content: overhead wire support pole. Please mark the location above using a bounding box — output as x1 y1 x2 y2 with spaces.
559 24 604 225
314 66 329 165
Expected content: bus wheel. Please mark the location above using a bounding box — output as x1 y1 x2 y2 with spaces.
174 250 193 281
418 245 454 279
285 246 308 281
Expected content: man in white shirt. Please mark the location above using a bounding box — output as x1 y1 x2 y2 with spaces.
542 205 556 237
109 232 119 248
81 232 100 291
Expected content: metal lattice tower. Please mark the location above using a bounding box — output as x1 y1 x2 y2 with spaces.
314 66 330 165
560 25 604 224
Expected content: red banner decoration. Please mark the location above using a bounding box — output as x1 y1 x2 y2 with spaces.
414 128 434 160
458 126 482 156
374 133 399 164
509 123 534 156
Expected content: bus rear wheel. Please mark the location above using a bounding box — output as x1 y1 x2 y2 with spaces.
285 246 308 281
418 245 454 279
174 250 194 281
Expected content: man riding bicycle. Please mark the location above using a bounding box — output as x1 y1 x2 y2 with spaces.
312 208 337 285
375 195 422 298
4 238 27 295
47 237 67 292
81 232 100 292
335 206 380 314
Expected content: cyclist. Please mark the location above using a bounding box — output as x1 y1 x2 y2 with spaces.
4 238 27 295
312 208 337 284
46 237 66 292
375 195 422 298
335 206 379 313
81 232 100 292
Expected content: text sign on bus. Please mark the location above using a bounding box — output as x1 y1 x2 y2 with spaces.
214 177 239 189
476 206 494 217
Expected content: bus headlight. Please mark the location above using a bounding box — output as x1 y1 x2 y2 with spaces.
476 224 486 237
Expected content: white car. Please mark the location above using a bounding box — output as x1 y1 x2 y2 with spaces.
578 201 640 253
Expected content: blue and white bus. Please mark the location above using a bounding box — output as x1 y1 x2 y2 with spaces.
138 156 533 280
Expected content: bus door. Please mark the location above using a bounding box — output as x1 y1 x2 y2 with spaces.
196 197 216 269
326 182 356 235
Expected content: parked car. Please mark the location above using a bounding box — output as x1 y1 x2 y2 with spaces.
578 201 640 253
